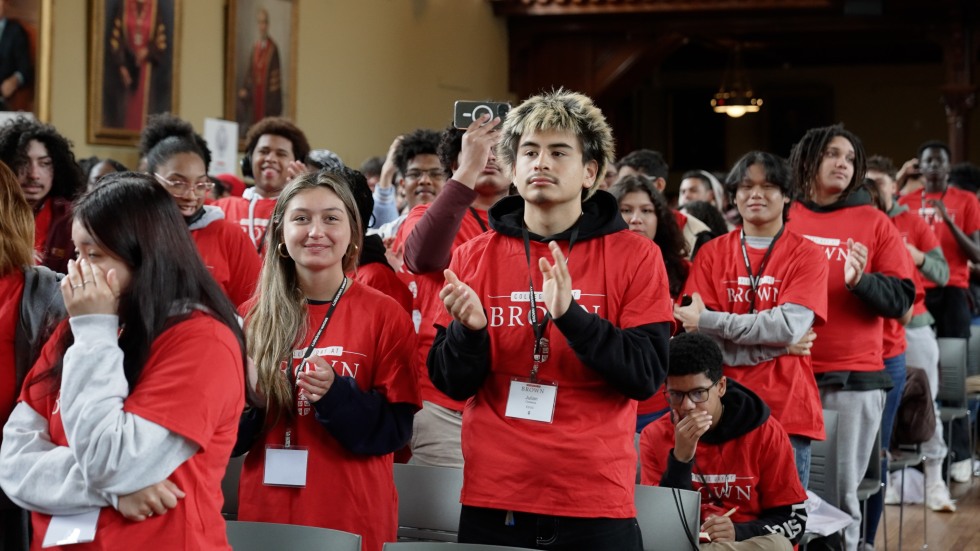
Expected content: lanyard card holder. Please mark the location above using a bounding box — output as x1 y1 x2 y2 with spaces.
505 378 558 423
42 509 100 548
264 444 309 487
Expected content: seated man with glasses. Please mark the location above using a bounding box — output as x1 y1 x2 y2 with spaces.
640 332 806 550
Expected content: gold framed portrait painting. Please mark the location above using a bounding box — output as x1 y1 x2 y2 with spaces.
225 0 298 144
88 0 180 145
0 0 52 121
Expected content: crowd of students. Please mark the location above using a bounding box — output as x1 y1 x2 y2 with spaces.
0 86 977 551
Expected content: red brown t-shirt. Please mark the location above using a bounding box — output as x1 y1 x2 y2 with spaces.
435 229 673 518
215 196 277 253
20 314 244 550
0 271 24 427
682 229 828 440
239 282 420 551
786 203 912 374
191 218 262 307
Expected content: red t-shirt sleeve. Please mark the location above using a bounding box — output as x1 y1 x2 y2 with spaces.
778 238 830 325
639 417 673 486
683 238 719 307
871 214 915 280
960 191 980 234
756 420 809 509
224 224 262 307
617 236 675 328
370 300 421 407
123 316 245 451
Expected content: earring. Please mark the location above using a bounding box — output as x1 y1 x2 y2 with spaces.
277 243 290 258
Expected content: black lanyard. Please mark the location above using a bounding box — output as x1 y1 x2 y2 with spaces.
738 227 783 314
284 276 347 447
469 207 488 232
521 223 579 382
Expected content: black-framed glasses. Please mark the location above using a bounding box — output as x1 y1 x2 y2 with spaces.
664 381 719 405
154 173 214 195
404 168 445 182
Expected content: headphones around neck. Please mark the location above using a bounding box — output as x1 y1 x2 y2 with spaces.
240 148 253 178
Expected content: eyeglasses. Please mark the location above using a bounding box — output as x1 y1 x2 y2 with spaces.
155 173 214 195
664 382 719 405
404 169 445 182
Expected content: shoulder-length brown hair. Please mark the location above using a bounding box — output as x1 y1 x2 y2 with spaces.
0 161 36 275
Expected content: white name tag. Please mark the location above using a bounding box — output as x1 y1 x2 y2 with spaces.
42 509 99 548
505 379 557 423
264 446 309 487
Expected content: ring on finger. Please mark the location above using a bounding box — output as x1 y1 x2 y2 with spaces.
71 284 83 289
83 280 94 285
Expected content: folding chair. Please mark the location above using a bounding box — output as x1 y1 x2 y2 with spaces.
226 520 361 551
882 445 926 551
634 484 701 551
221 453 246 521
393 463 464 542
856 429 882 547
801 410 839 549
937 337 972 486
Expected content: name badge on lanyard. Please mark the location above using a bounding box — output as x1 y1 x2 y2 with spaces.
263 277 347 489
505 378 558 423
42 509 99 548
264 445 309 487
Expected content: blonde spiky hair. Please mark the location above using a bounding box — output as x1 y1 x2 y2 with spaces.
497 88 615 200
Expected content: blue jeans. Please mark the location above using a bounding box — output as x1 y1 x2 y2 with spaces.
636 407 669 433
789 435 812 489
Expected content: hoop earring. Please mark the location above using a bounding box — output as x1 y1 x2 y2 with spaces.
277 243 290 258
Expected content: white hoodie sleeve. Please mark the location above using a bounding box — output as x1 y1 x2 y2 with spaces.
0 402 111 515
58 315 198 496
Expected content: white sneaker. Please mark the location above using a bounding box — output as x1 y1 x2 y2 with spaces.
926 482 957 512
884 483 901 505
950 459 972 483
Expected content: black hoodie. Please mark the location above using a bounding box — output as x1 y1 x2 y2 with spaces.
427 190 671 401
659 380 808 544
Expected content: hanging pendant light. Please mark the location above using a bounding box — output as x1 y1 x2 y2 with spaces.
711 45 762 118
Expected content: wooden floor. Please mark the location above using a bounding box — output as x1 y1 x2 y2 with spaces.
872 473 980 550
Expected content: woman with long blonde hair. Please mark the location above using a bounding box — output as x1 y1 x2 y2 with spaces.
234 170 419 551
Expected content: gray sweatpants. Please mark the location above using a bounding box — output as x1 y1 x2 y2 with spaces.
819 387 886 551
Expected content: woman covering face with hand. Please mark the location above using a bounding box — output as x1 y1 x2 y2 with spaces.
233 170 419 551
0 173 246 550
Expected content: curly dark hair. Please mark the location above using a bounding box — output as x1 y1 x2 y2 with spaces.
395 128 441 176
139 113 213 168
0 117 84 201
244 117 311 162
437 123 464 174
682 201 729 237
608 175 689 298
616 149 668 181
789 123 866 203
668 332 723 382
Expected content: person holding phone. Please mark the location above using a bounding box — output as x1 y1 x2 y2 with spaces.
233 170 419 551
0 173 246 549
640 332 806 550
398 115 512 468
